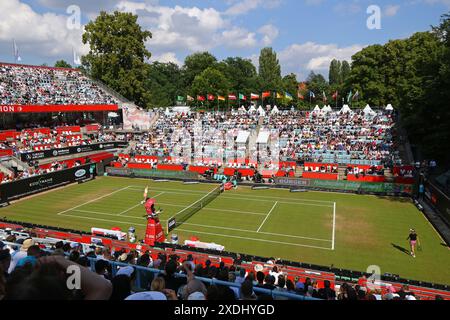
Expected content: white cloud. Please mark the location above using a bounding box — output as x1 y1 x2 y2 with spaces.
278 42 365 79
384 4 400 17
221 28 257 49
258 24 279 46
0 0 88 61
150 52 182 65
225 0 282 16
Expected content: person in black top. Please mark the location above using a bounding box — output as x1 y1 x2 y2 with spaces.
407 229 420 258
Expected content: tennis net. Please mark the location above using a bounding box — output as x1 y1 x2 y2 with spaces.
167 186 222 232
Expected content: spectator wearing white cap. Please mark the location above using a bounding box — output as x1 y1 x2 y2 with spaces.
8 238 34 274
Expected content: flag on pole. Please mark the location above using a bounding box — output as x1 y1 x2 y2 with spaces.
187 95 194 102
177 96 185 102
13 39 21 62
218 95 225 101
228 94 237 100
332 91 338 100
73 48 81 66
322 91 328 103
347 90 353 103
262 91 271 99
309 91 316 98
197 95 205 101
207 94 215 101
239 93 246 101
298 92 304 100
276 92 283 99
250 93 259 100
285 92 293 100
353 90 359 100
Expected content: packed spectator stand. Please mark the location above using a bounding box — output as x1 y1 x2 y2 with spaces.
0 63 119 105
1 220 448 301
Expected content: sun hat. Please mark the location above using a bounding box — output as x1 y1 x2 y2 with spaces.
116 266 134 278
21 239 35 252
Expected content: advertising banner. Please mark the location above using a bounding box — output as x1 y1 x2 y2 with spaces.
0 164 93 203
20 142 128 161
274 177 413 195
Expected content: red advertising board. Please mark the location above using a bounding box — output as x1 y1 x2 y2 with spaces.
0 104 118 113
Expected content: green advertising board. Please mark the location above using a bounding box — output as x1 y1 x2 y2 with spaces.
274 177 413 195
106 167 199 180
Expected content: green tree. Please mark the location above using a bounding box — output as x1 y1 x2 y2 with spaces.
146 62 183 108
306 71 329 105
341 60 351 84
328 59 341 86
190 67 230 109
54 60 72 68
258 47 282 92
219 57 258 94
81 11 152 108
182 52 217 89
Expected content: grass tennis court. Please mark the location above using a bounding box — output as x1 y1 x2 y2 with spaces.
1 176 449 285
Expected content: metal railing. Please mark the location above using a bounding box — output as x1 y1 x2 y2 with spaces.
87 258 319 301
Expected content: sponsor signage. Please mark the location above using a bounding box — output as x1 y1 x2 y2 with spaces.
20 142 128 161
106 167 198 180
274 177 413 195
0 164 93 203
167 217 177 233
424 181 450 225
0 104 118 113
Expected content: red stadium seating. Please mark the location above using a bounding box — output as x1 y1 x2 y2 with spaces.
347 174 386 182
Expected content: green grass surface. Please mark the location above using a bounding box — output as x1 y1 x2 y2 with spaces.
2 176 449 285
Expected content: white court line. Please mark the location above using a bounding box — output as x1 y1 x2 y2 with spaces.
155 202 267 216
127 186 335 205
117 192 165 216
62 209 330 242
332 202 336 251
128 187 333 208
175 228 333 251
56 186 131 215
257 201 278 232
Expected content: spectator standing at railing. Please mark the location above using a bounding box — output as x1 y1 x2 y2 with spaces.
8 238 34 274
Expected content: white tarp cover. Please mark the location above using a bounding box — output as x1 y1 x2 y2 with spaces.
386 104 394 111
257 131 270 144
271 105 279 114
236 131 250 144
340 104 352 114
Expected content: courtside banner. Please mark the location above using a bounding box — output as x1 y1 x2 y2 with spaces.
106 167 199 180
0 104 118 113
275 177 413 195
424 181 450 225
0 164 92 203
20 142 128 161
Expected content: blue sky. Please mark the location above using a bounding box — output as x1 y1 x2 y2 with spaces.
0 0 449 80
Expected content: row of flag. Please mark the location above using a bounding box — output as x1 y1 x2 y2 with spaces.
178 91 296 103
179 90 360 103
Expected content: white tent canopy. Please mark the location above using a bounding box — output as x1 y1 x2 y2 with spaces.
313 105 321 113
239 106 247 113
164 107 171 115
248 105 256 113
386 104 394 111
340 104 352 114
363 104 376 116
236 131 250 144
257 105 265 116
256 131 270 144
326 105 333 112
271 105 279 114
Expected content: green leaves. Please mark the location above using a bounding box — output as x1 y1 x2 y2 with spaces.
82 11 152 108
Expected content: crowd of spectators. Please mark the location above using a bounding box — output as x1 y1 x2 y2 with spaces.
0 64 119 105
0 237 443 301
126 108 399 169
